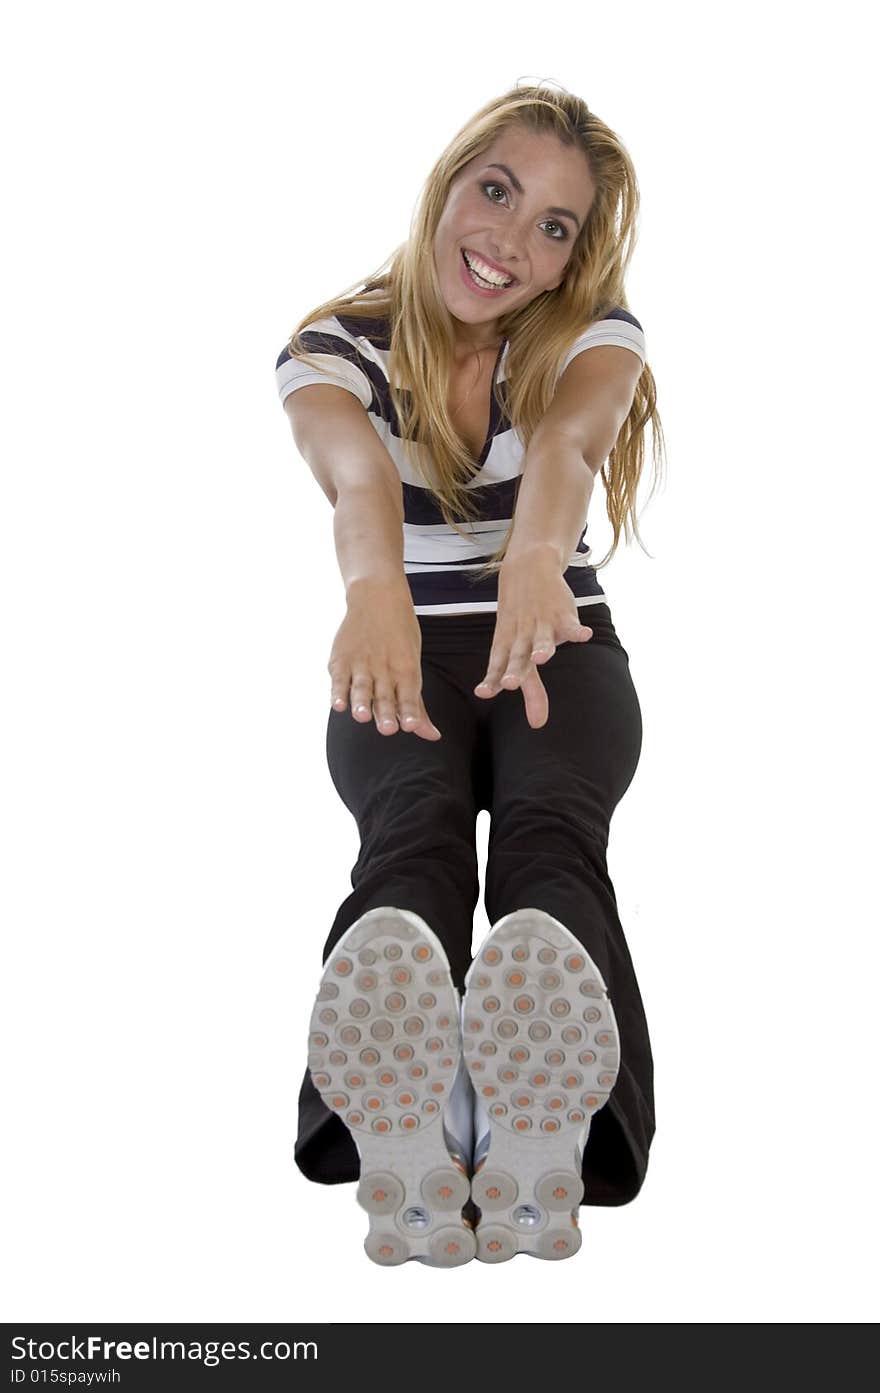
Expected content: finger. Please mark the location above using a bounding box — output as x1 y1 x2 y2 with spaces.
395 675 442 740
329 664 351 712
414 711 443 741
474 636 512 697
521 664 549 729
349 671 374 722
398 706 443 740
530 631 557 664
392 675 421 736
498 631 538 690
372 677 399 735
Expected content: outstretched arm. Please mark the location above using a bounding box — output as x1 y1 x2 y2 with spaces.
474 343 643 729
504 341 643 566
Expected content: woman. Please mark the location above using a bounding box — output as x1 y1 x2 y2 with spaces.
276 80 665 1267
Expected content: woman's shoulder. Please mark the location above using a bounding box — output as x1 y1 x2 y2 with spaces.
334 290 393 351
557 305 647 375
599 304 644 333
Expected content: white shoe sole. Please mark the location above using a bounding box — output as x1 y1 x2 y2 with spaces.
307 906 476 1268
462 908 620 1262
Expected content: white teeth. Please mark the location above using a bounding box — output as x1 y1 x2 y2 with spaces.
463 249 513 288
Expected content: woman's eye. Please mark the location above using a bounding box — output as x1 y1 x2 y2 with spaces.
482 181 507 203
480 182 568 240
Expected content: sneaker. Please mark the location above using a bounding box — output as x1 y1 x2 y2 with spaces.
307 906 476 1267
462 908 621 1262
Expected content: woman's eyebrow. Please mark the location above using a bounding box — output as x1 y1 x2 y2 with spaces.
484 162 582 230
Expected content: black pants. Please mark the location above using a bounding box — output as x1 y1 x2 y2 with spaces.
294 602 655 1206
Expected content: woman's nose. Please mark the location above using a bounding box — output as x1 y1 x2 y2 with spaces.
488 239 524 271
488 223 528 267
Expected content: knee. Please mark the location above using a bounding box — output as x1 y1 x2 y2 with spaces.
490 795 609 860
361 784 476 851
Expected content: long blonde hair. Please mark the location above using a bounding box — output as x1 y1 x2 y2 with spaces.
286 80 666 577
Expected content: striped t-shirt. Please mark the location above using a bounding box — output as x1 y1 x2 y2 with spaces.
275 306 646 616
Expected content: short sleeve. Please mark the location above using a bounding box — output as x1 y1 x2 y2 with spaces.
558 307 646 375
275 317 374 411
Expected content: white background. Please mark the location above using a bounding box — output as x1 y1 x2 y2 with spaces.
3 0 878 1324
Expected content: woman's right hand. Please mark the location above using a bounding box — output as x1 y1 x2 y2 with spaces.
328 576 442 740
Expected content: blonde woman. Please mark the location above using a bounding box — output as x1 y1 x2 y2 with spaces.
276 81 665 1267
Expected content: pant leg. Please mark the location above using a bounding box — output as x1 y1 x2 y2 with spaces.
294 656 482 1185
481 604 656 1207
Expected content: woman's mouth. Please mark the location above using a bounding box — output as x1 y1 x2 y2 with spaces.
459 247 517 297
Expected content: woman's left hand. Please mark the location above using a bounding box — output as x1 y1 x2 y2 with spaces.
473 553 594 729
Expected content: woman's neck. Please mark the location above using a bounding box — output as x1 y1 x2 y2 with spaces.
452 334 504 367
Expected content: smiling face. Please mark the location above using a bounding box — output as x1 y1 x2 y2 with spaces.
433 124 596 349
